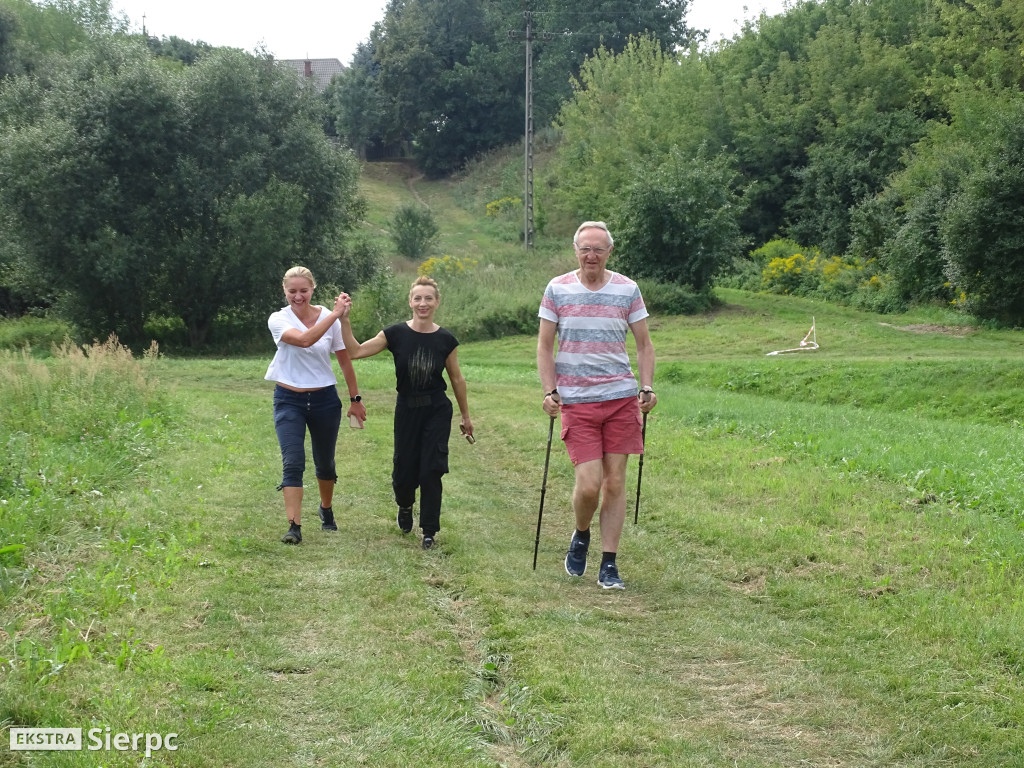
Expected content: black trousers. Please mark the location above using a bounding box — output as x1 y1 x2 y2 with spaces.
392 395 452 534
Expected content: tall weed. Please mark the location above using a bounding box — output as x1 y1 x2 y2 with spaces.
0 336 175 706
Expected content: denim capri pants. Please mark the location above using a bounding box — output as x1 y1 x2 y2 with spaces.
273 384 342 488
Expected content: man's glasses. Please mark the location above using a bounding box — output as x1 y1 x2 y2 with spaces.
575 245 609 255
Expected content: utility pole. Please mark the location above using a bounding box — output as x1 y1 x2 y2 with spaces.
509 12 560 249
522 12 534 250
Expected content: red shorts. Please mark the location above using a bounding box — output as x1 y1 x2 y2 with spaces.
560 396 644 466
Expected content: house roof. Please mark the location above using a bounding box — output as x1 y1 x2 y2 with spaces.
279 58 345 91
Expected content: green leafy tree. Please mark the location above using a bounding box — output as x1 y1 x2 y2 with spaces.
940 97 1024 324
1 0 124 63
156 48 366 346
711 1 830 246
871 88 1017 312
875 183 956 307
370 0 694 177
0 4 21 77
0 39 368 346
615 146 746 290
788 108 924 255
145 34 213 66
546 36 716 228
327 41 397 159
0 39 180 339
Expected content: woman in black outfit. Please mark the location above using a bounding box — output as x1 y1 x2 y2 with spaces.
339 276 473 549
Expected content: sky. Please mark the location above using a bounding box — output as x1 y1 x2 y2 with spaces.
112 0 791 63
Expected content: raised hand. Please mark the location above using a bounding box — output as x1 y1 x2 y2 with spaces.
335 293 352 318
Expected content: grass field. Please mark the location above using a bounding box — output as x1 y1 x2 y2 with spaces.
1 163 1023 767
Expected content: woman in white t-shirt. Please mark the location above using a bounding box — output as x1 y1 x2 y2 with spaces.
265 266 367 544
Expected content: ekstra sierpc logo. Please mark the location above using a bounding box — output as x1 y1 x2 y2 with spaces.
9 728 82 751
10 727 178 757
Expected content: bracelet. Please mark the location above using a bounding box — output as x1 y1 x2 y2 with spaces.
350 395 362 403
545 389 559 399
639 387 654 395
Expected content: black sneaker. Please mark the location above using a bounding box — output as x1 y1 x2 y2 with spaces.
564 530 589 576
281 523 302 544
319 505 337 531
422 534 435 550
597 561 625 590
397 506 413 534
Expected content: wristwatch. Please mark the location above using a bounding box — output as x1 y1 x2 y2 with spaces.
350 395 362 403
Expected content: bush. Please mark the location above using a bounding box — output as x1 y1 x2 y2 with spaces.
0 316 71 350
637 279 715 315
942 152 1024 325
418 254 479 280
749 238 807 267
615 146 747 290
390 204 439 260
755 238 888 308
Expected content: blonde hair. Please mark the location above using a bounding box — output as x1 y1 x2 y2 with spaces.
409 275 439 298
283 266 315 288
573 220 614 247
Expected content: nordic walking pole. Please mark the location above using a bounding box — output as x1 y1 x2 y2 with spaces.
633 408 649 525
533 415 556 570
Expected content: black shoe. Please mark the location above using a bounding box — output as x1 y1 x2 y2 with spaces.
319 505 337 531
422 535 435 550
564 530 589 576
397 506 413 534
281 522 302 544
597 561 625 590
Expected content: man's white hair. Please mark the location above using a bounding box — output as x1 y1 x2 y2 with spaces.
573 220 614 247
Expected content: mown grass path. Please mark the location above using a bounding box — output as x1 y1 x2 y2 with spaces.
80 313 1023 768
6 293 1023 767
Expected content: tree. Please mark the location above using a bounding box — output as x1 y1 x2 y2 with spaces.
1 0 125 62
146 34 213 66
872 88 1023 316
940 98 1024 324
787 107 924 256
0 39 369 346
369 0 694 177
0 4 21 78
0 39 180 339
615 146 747 290
155 48 368 347
327 41 396 159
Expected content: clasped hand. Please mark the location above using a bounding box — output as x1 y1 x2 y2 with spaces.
335 293 352 317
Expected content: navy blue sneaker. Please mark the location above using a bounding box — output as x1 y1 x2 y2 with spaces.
319 505 337 531
422 535 435 550
281 522 302 544
564 530 589 576
597 561 625 590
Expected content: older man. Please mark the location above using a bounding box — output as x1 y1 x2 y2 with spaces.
537 221 657 589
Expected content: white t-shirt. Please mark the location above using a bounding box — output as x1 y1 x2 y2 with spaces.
264 306 346 389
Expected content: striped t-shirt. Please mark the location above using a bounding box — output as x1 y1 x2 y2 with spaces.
538 270 649 404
